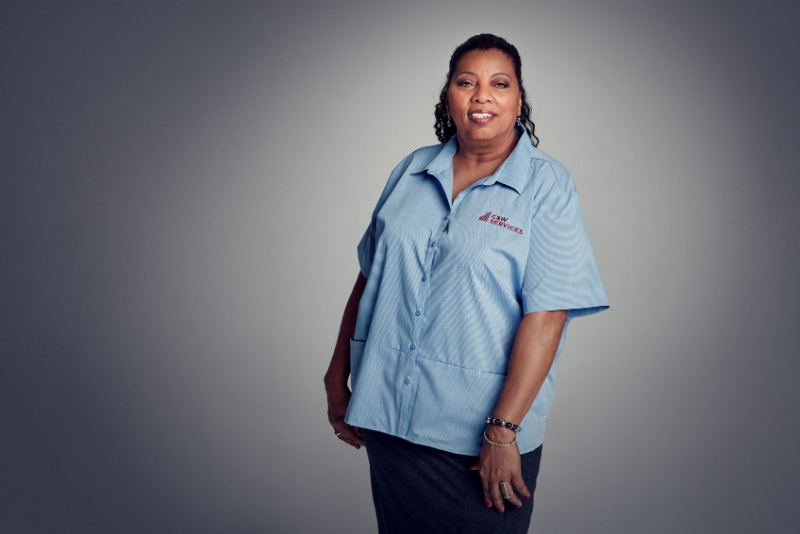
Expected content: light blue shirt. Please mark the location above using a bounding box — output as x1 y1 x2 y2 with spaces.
344 125 609 456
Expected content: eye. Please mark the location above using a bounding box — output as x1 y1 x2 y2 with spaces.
495 82 509 88
458 80 474 87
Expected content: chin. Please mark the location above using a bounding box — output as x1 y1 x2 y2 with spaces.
463 126 506 142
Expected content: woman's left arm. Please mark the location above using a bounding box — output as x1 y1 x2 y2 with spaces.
471 309 568 513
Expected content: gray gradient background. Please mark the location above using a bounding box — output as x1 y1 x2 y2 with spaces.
2 1 798 533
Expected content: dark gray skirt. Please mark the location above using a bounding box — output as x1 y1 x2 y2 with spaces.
361 429 543 534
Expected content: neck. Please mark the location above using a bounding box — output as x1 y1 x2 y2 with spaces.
454 128 520 167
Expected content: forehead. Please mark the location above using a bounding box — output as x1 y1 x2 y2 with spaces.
454 49 516 77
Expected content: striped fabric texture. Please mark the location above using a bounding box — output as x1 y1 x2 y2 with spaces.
344 124 609 456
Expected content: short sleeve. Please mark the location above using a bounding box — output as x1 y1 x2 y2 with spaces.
354 151 416 279
521 165 609 319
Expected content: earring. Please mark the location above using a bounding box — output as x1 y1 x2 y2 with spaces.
447 115 452 128
516 116 521 127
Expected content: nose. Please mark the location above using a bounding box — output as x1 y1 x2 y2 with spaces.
471 83 492 103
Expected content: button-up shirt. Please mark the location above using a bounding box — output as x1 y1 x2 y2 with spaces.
344 125 609 456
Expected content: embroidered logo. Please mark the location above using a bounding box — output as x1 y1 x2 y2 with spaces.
478 211 523 235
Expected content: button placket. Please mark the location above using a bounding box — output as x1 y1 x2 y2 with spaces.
399 216 449 436
409 217 450 350
397 362 421 436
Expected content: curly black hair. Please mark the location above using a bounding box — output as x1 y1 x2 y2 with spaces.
434 34 539 147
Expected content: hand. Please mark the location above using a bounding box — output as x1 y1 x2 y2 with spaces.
325 384 365 449
469 429 530 513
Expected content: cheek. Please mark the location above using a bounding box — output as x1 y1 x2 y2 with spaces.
449 95 467 115
503 93 521 110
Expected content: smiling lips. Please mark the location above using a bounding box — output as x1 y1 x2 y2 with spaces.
468 110 496 125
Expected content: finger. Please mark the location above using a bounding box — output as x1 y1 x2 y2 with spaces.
512 472 530 500
469 460 480 471
480 478 492 508
504 484 523 509
333 422 364 445
333 423 365 448
336 433 361 450
343 425 365 446
489 480 505 513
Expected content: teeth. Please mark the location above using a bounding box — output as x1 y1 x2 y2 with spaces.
470 113 492 118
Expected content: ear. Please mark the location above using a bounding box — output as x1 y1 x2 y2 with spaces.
517 95 522 117
445 98 450 116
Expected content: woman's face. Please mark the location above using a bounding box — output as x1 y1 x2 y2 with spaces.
446 48 522 146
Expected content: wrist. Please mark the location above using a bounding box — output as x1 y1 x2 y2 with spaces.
484 423 516 443
486 415 521 433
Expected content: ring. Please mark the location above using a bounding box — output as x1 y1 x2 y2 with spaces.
500 482 512 500
335 432 342 437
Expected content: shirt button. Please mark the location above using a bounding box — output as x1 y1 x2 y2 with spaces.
444 215 449 220
410 344 416 350
431 242 436 247
404 377 411 385
415 310 421 316
422 275 428 281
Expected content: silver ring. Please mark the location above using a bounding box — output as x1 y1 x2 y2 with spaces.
500 482 512 500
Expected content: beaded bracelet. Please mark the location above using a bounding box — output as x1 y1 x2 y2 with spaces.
483 431 516 447
486 416 521 433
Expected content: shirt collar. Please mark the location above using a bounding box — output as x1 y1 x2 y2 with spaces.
420 122 533 195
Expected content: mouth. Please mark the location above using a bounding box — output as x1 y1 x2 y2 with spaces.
467 111 496 125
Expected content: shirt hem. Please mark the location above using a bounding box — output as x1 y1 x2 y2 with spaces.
345 419 544 456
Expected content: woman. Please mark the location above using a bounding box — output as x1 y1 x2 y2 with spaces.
325 34 609 533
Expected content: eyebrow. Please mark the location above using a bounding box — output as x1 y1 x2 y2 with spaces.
456 71 512 78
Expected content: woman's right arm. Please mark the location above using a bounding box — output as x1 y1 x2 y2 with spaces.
324 271 368 449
